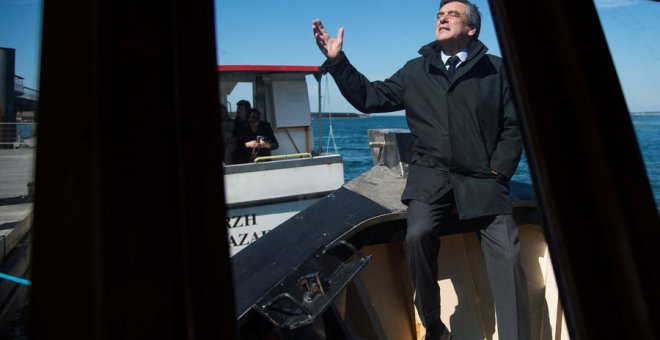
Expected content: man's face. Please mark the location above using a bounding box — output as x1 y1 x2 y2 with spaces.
249 112 259 123
237 106 248 120
435 2 476 44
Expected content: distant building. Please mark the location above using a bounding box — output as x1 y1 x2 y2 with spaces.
14 76 38 122
1 48 38 147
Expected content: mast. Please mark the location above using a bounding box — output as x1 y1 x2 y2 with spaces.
315 72 323 155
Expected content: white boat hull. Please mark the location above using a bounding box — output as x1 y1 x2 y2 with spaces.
224 155 344 255
227 197 323 255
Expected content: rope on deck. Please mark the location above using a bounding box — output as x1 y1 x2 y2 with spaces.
0 272 31 286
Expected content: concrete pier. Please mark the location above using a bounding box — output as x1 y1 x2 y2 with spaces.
0 148 33 339
0 147 33 259
0 148 34 199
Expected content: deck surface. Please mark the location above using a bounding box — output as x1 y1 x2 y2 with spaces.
0 148 35 200
0 148 34 257
0 148 33 339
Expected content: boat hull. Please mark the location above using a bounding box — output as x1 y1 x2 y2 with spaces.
227 197 324 255
338 224 568 340
231 129 568 339
224 154 344 255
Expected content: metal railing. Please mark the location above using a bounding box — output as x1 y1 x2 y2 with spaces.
253 153 312 163
0 123 37 148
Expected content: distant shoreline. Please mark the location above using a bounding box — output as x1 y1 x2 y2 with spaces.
631 111 660 115
311 112 369 118
312 111 660 117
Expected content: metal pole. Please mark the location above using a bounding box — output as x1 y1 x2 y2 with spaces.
316 76 323 155
0 48 16 119
0 48 17 147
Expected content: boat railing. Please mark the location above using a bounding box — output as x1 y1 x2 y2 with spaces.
0 123 37 148
253 152 312 163
223 153 343 178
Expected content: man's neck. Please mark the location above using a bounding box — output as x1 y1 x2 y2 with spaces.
440 39 470 56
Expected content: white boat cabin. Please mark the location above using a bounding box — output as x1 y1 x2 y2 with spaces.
218 65 344 255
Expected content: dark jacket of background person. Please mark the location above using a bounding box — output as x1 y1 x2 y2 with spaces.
322 39 522 219
220 104 238 165
235 120 279 163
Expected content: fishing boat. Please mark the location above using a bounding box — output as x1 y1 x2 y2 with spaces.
25 0 660 338
219 65 345 255
232 129 569 339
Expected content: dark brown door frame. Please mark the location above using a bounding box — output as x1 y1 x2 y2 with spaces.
30 0 235 338
29 0 659 338
490 0 660 338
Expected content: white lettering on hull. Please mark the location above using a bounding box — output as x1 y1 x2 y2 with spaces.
226 198 323 256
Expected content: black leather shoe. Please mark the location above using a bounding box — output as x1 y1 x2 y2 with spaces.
441 328 453 340
424 327 453 340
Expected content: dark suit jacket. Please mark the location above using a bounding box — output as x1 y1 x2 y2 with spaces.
322 39 522 219
235 120 279 163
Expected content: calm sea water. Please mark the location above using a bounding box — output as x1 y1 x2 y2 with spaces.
312 114 660 207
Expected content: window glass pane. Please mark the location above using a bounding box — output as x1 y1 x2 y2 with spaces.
594 0 660 207
225 82 253 116
0 0 41 338
216 1 567 339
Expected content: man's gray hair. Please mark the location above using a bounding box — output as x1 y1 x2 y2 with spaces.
439 0 482 39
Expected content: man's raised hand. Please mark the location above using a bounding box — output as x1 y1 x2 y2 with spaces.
312 19 344 60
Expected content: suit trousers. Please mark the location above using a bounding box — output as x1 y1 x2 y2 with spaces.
406 194 530 340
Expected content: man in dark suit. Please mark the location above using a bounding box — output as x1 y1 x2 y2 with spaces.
235 108 279 163
313 1 529 339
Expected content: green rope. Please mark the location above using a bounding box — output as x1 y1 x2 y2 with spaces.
325 122 338 154
323 77 339 154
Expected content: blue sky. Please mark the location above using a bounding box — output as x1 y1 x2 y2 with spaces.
0 0 658 112
0 0 41 89
595 0 660 112
214 0 501 114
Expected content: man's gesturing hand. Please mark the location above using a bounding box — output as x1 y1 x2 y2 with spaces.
312 19 344 60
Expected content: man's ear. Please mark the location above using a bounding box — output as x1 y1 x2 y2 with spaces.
468 25 477 37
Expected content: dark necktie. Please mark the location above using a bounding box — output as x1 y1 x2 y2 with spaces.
446 55 460 80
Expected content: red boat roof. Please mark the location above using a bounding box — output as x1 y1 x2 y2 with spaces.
217 65 320 73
